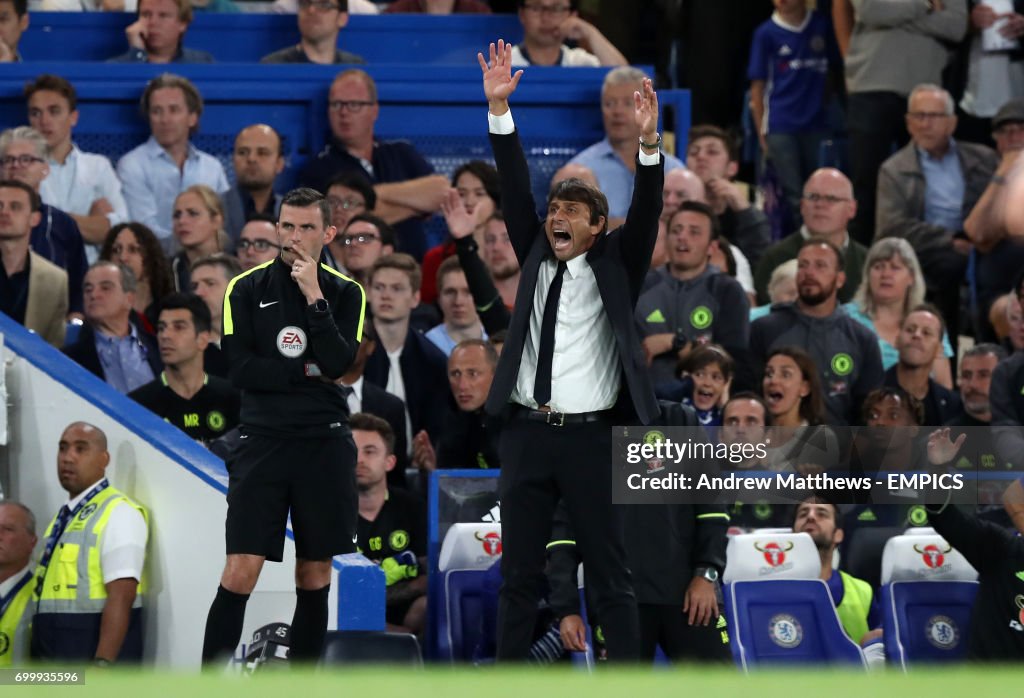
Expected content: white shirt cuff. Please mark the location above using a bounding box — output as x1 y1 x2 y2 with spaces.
488 109 515 135
638 147 661 166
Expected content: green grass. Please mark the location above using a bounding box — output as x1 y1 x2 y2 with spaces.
19 665 1024 698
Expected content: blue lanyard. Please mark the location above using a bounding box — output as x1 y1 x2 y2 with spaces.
0 569 33 617
34 480 110 598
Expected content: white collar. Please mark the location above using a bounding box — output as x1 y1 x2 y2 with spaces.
0 563 34 599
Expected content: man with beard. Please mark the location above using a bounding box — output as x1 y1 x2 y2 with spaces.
224 124 284 244
751 239 883 425
883 305 961 427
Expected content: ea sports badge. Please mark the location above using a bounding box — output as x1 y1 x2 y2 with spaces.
277 326 307 358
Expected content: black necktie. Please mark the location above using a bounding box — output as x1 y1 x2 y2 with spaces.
34 505 73 597
533 260 567 407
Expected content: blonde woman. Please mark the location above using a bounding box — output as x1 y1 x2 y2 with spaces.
171 184 226 291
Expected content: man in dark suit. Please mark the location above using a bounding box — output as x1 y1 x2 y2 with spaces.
479 40 664 662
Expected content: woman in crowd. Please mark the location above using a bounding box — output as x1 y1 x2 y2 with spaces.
99 222 173 335
171 185 226 292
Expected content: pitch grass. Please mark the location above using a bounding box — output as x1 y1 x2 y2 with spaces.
20 665 1024 698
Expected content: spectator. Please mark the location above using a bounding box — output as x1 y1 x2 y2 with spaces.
109 0 215 63
876 83 998 339
235 215 281 271
385 0 490 13
481 212 519 311
64 261 162 394
0 0 26 63
569 67 684 224
26 75 128 262
189 253 241 378
364 253 450 460
300 69 448 260
754 168 867 306
170 185 225 292
352 413 427 635
327 212 395 289
324 171 375 257
0 501 36 667
31 422 148 663
843 237 954 385
421 160 500 304
0 179 67 346
686 124 771 267
844 0 967 244
1007 292 1024 353
957 3 1024 145
655 344 734 428
426 256 487 356
883 304 962 426
761 345 825 428
117 74 229 243
262 0 364 65
130 293 240 444
223 124 284 244
751 258 797 322
0 126 87 317
99 222 173 335
750 239 884 425
510 0 626 67
635 201 751 389
550 161 598 190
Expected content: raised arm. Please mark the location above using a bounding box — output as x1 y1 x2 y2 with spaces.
620 78 664 283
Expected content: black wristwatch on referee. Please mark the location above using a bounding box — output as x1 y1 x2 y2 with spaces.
694 566 719 584
310 298 329 314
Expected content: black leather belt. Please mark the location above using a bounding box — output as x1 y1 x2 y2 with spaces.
513 405 613 426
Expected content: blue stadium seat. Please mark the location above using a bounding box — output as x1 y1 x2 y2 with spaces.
434 522 502 662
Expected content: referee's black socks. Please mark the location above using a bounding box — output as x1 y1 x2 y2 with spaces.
202 585 251 665
289 585 330 663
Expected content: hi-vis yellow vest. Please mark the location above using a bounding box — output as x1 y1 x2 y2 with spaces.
0 570 35 666
836 570 872 643
35 487 148 615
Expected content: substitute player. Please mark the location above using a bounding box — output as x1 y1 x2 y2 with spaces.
201 188 365 664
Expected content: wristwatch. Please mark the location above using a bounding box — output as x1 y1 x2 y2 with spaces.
639 133 662 150
310 298 329 314
695 566 719 583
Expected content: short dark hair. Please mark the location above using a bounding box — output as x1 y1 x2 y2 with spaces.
437 255 464 293
791 494 841 529
281 187 332 228
669 200 720 241
243 212 278 227
679 343 734 382
688 124 738 162
141 74 203 124
370 253 421 293
100 223 173 302
963 342 1007 363
517 0 577 9
799 237 845 271
452 160 501 209
0 179 40 212
452 338 498 369
905 302 946 336
346 212 395 247
6 0 27 17
766 346 826 426
547 178 609 233
861 386 924 426
159 292 212 335
723 391 772 427
24 74 77 112
191 253 242 281
349 412 395 455
326 171 377 211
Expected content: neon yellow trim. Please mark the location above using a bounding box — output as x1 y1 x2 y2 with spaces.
545 539 576 549
697 513 731 521
221 260 275 336
320 263 367 342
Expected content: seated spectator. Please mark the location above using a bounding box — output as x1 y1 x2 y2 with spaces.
352 413 427 635
109 0 215 63
550 161 598 190
300 69 447 260
364 253 451 460
635 201 751 389
412 339 500 470
261 0 365 65
568 67 684 224
748 0 841 232
426 257 487 356
421 160 500 304
26 75 128 262
385 0 491 13
99 222 173 335
0 0 26 63
170 185 225 292
510 0 626 67
844 237 954 385
189 253 241 377
324 171 375 260
327 212 395 289
236 215 281 271
751 240 884 425
883 304 962 427
64 261 162 394
655 344 734 428
117 74 229 243
686 124 771 267
129 292 240 445
754 168 866 306
876 83 998 338
750 258 797 322
481 212 519 311
0 179 67 346
0 126 87 317
223 124 284 244
1006 292 1024 353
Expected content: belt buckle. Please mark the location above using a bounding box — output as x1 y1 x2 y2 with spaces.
546 410 565 427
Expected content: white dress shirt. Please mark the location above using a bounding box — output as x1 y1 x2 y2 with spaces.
64 478 148 585
384 348 413 454
343 375 364 415
489 108 660 413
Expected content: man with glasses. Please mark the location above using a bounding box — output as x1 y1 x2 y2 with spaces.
237 215 282 271
325 171 375 239
300 69 448 260
877 83 998 340
224 124 285 244
326 212 395 288
510 0 626 67
754 168 866 305
261 0 364 65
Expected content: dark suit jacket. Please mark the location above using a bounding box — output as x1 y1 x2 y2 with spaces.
63 315 163 383
223 186 283 245
484 128 664 424
362 379 411 485
363 327 451 441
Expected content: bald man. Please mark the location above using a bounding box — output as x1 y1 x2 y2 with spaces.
0 501 37 667
550 162 599 191
224 124 285 244
32 422 148 664
753 168 867 305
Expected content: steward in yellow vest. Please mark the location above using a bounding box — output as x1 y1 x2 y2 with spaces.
0 502 39 667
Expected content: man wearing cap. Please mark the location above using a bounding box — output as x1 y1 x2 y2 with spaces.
964 97 1024 340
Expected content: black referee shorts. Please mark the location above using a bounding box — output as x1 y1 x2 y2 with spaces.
225 428 357 562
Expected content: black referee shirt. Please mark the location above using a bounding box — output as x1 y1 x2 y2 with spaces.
357 487 426 562
129 372 241 444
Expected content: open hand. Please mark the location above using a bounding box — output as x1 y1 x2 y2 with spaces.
926 428 966 466
634 77 659 144
440 188 478 240
478 40 523 113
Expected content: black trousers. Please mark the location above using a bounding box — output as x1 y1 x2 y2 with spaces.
637 604 733 663
495 413 640 661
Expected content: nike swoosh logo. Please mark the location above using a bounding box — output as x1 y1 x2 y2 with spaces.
259 300 279 308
